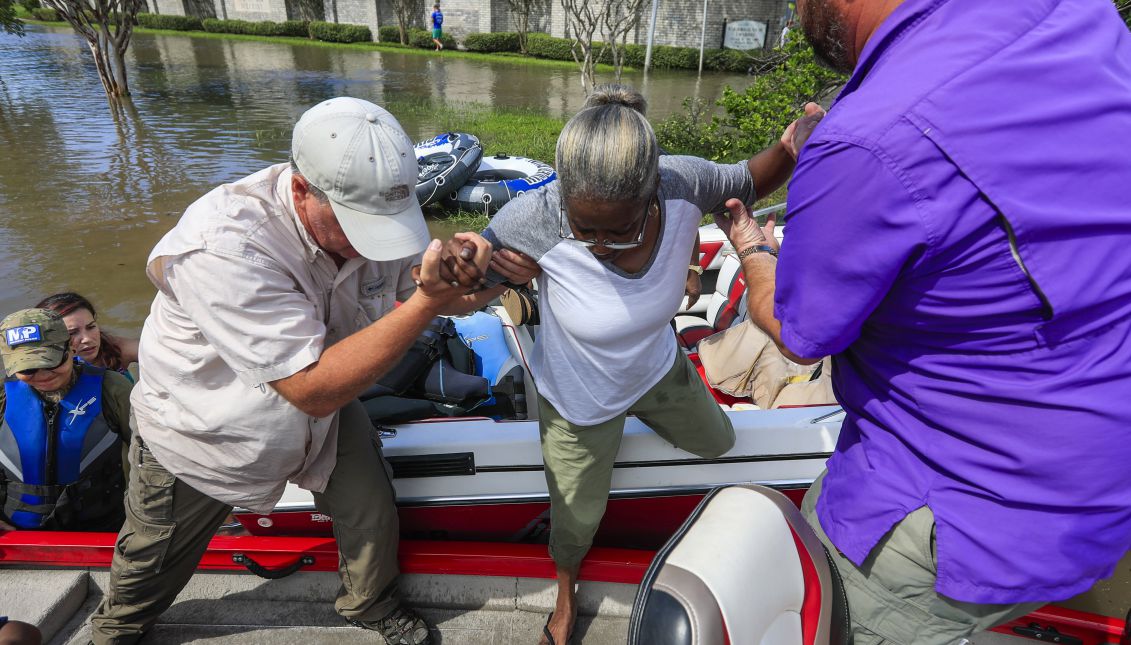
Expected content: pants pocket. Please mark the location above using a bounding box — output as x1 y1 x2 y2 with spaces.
131 444 176 525
115 521 175 577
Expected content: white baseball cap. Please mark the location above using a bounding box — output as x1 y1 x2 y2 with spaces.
292 97 429 261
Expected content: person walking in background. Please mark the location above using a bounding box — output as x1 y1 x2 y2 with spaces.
0 309 132 533
87 97 528 645
430 4 444 51
717 0 1131 642
36 293 139 383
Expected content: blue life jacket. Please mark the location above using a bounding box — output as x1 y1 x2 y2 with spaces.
0 365 125 531
452 311 516 386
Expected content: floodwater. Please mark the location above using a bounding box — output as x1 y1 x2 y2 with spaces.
0 25 752 331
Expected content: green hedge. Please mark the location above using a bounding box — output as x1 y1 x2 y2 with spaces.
524 33 575 61
463 31 519 53
136 13 202 30
202 18 308 37
377 25 399 43
30 6 58 20
308 20 370 43
379 25 456 49
408 27 455 49
520 31 765 72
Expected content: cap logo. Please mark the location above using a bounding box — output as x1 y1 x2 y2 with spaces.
381 184 411 202
4 325 42 347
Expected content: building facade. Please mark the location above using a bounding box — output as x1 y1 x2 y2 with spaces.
146 0 793 52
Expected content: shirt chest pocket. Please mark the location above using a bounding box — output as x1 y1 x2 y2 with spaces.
356 277 395 326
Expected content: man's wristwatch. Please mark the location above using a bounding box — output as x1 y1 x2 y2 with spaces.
688 264 704 275
736 244 778 259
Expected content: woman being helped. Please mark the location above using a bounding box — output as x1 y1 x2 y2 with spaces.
479 86 804 645
36 293 139 382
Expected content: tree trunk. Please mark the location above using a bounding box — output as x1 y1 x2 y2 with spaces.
111 44 130 95
517 12 528 54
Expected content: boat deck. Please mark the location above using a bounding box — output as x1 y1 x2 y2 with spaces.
3 568 637 644
1 567 1023 644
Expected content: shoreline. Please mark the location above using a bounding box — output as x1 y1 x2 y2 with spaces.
17 18 634 74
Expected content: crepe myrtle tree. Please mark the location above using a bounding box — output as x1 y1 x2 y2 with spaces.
504 0 548 54
391 0 423 45
560 0 646 94
42 0 146 99
600 0 646 82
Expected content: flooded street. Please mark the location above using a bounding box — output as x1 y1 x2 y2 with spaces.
0 25 750 331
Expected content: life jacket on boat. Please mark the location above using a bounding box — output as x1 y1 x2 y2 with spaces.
0 365 126 531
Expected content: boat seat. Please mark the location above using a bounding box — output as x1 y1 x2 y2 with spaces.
628 485 851 645
674 255 748 352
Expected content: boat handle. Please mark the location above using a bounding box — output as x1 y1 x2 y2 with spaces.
1011 622 1084 645
810 408 844 424
231 553 316 580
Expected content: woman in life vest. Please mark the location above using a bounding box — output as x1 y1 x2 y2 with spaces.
474 85 806 645
0 308 133 532
36 292 139 383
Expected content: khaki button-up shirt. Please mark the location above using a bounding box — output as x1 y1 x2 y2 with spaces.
131 164 417 512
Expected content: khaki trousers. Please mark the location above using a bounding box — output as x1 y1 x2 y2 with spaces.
801 471 1043 645
540 351 735 570
90 400 400 644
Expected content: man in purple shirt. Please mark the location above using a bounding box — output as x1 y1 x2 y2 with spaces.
718 0 1131 642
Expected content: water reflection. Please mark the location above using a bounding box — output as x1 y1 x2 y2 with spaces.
0 25 752 331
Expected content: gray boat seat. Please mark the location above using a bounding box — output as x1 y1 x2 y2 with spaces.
628 485 851 645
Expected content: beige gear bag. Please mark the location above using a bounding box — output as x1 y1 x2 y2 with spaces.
696 320 836 409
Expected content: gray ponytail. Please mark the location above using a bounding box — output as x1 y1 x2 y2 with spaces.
557 90 659 203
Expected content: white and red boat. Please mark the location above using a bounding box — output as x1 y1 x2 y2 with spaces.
0 214 1124 643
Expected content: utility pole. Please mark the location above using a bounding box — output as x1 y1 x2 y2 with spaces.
643 0 660 72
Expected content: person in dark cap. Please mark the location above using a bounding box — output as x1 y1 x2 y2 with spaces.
0 308 132 532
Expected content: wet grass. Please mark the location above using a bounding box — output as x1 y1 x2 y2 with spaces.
389 96 563 162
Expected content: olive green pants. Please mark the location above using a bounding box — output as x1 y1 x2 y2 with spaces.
540 351 735 570
90 400 401 644
802 471 1043 645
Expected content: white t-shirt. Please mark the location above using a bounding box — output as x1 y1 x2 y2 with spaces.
483 156 756 425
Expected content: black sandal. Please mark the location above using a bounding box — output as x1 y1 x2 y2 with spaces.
542 611 556 645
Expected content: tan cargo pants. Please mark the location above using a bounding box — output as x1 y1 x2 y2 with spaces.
802 471 1043 645
540 351 735 570
90 400 401 644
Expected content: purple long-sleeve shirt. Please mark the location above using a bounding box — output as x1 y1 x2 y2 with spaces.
776 0 1131 603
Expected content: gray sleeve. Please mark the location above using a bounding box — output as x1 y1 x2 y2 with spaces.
658 156 757 217
481 182 563 286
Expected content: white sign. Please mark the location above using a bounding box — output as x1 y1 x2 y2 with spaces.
724 20 767 51
232 0 269 13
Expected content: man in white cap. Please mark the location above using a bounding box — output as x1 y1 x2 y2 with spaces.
90 97 533 645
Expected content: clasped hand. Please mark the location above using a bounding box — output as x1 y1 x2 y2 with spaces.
411 233 542 308
412 233 492 305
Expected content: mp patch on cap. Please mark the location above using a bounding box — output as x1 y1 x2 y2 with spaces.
4 325 42 347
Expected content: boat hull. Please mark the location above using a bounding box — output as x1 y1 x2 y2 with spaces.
235 406 842 540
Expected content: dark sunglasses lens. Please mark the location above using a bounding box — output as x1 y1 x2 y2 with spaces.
16 353 67 376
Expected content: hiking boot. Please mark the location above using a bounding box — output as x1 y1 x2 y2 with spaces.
347 605 432 645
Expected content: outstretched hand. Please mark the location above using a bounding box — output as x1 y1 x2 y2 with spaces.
781 102 825 159
717 198 779 255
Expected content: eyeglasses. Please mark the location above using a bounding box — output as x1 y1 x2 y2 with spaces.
16 352 70 377
558 195 654 250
